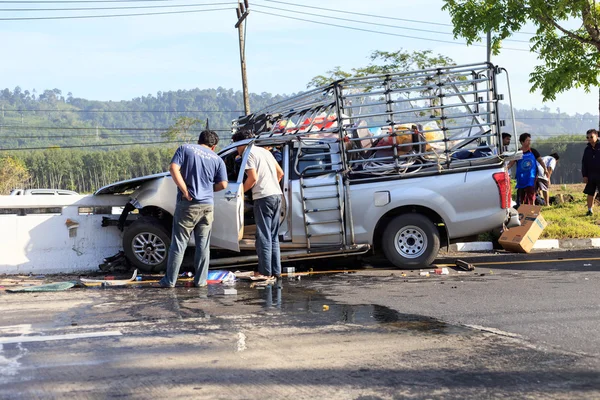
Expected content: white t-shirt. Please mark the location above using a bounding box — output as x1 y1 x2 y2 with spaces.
537 156 557 181
245 146 283 200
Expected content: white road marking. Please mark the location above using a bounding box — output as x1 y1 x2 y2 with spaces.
237 332 247 352
0 324 33 335
0 331 122 345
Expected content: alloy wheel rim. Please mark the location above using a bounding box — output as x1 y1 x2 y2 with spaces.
132 232 167 265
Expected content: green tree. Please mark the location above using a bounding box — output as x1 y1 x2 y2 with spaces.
442 0 600 127
162 116 203 142
0 156 29 194
307 49 455 88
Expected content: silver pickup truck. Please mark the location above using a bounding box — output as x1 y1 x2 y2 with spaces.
97 62 519 272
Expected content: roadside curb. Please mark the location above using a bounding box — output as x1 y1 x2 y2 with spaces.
450 238 600 252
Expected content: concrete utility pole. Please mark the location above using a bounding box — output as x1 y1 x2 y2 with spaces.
235 0 250 115
486 31 491 63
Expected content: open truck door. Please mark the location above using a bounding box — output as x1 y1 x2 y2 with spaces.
211 143 253 252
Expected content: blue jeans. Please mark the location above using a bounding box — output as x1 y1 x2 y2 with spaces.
160 201 213 287
254 195 282 277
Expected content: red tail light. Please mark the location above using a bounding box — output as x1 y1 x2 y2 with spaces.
493 171 511 209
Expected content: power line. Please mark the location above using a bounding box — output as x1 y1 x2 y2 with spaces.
1 109 243 113
252 10 532 53
0 2 235 12
254 4 532 44
257 0 536 36
0 140 184 151
0 5 232 20
0 0 175 3
0 125 231 131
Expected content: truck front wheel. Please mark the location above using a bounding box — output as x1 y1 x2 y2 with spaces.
123 217 171 273
381 214 440 269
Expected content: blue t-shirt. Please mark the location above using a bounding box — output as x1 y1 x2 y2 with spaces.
170 144 227 204
515 148 540 189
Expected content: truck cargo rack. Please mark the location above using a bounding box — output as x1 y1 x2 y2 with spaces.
232 62 513 183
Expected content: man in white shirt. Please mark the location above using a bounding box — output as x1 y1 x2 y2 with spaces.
537 152 559 206
232 130 284 279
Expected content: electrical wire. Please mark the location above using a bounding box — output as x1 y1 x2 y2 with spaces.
0 0 175 3
0 125 231 131
0 140 184 151
253 4 532 44
0 5 232 20
1 109 243 113
257 0 536 36
0 2 236 12
252 10 532 53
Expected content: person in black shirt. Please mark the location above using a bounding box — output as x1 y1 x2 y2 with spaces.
582 129 600 216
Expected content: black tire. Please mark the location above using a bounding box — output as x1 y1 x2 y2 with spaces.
381 214 440 269
123 217 171 273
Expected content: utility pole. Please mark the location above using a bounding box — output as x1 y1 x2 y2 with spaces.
486 31 491 63
235 0 250 115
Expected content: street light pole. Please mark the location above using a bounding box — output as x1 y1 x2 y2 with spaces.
235 0 250 116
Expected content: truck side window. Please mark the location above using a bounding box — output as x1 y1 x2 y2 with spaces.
220 150 242 183
290 147 332 179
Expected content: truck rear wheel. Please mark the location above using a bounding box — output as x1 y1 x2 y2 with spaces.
123 217 171 273
382 214 440 269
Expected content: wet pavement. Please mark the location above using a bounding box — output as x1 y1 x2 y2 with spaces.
1 252 600 399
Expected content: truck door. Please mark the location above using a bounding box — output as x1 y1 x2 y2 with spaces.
211 146 252 252
289 141 346 248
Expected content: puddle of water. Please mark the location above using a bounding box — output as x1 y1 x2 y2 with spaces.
81 275 463 335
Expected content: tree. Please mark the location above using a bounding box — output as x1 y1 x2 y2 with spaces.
307 49 455 88
442 0 600 128
0 156 29 194
162 116 203 142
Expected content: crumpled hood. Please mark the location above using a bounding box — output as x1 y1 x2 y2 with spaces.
94 172 170 195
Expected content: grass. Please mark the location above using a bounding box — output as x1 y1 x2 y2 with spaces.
539 184 600 239
477 183 600 240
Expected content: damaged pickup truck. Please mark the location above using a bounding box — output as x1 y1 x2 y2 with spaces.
96 62 520 273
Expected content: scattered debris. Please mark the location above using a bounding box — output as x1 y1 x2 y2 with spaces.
419 271 430 277
435 268 449 275
98 251 130 273
207 270 236 284
80 269 138 287
6 282 75 293
322 305 329 311
455 259 475 271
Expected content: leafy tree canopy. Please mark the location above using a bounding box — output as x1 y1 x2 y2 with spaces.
442 0 600 104
307 49 455 88
0 155 29 194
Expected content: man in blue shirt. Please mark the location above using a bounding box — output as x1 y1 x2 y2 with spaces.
508 132 548 206
159 130 228 288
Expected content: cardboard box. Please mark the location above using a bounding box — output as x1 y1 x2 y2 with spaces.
498 205 547 253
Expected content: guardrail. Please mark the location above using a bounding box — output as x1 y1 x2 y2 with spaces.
0 195 130 274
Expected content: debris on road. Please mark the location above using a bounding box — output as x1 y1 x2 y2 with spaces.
455 259 475 271
6 281 75 293
98 251 130 273
207 270 236 284
80 269 138 287
498 205 547 253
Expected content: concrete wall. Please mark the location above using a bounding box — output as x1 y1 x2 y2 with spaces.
0 195 129 275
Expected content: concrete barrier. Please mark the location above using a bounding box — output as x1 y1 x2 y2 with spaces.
0 195 129 275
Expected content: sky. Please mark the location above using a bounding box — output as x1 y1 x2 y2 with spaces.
1 0 597 115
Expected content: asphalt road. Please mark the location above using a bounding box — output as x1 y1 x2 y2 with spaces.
0 249 598 399
338 248 600 357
